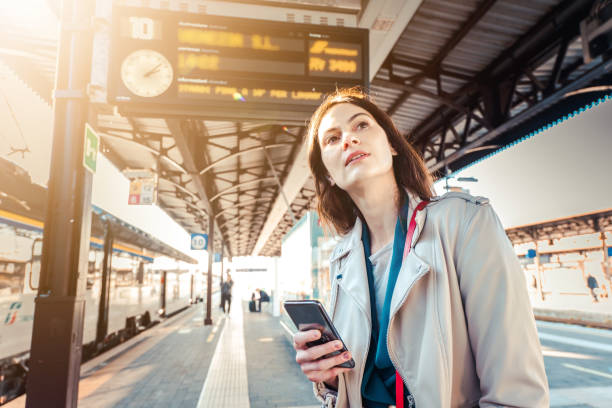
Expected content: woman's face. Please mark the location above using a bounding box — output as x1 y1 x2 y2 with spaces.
317 103 396 192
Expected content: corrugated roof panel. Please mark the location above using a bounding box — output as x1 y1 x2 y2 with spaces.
134 118 171 135
202 121 239 136
392 0 478 62
444 0 557 72
438 75 465 94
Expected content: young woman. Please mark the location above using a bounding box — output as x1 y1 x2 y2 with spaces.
292 88 549 408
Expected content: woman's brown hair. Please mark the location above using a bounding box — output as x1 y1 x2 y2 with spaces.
307 87 434 235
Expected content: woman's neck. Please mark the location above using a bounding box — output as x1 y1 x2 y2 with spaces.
349 176 400 254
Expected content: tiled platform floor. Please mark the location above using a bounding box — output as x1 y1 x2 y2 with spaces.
6 294 612 407
6 292 320 408
243 302 319 408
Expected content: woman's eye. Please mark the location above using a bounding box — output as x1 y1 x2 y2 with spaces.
326 135 339 144
356 121 368 130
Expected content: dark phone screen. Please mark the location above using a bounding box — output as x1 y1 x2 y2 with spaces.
284 303 337 346
284 301 355 368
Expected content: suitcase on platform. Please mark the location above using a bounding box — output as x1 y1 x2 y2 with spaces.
248 300 256 312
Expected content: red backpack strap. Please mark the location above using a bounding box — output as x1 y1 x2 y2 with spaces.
402 200 428 259
396 371 404 408
397 200 428 408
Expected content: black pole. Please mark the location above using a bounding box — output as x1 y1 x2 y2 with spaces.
220 242 224 287
26 0 95 406
96 221 113 345
190 274 195 303
160 271 167 317
219 241 224 309
205 219 214 325
220 242 224 282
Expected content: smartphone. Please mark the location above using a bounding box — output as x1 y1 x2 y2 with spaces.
283 299 355 368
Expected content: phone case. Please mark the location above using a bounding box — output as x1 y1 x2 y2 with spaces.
283 299 355 369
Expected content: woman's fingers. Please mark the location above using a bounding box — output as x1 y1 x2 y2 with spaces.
300 350 352 373
293 329 321 350
305 366 352 384
296 340 343 364
292 331 354 385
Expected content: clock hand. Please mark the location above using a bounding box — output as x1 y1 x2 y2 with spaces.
144 63 162 77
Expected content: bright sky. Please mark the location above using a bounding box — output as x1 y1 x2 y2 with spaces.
0 0 58 37
433 98 612 229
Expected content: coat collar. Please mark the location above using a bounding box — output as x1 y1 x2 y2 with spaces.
330 189 427 264
329 190 431 320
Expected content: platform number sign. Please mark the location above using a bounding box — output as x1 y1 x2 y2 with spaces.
191 233 208 250
128 17 155 40
83 123 99 174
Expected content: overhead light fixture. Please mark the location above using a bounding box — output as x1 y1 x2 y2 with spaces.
457 177 478 182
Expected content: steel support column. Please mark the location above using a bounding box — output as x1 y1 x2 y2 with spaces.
533 238 545 302
96 221 113 345
26 0 95 406
599 229 611 286
219 241 224 309
263 146 296 225
273 256 280 317
220 241 225 283
205 217 214 325
160 271 167 316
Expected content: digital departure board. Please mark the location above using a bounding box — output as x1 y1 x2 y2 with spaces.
108 6 369 122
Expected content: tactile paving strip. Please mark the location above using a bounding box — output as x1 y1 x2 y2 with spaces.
196 302 250 408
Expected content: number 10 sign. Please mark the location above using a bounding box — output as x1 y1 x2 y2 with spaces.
191 233 208 250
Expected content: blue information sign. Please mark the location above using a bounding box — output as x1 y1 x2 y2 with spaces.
190 233 208 250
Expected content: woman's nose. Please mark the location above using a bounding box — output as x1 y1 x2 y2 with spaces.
342 133 360 150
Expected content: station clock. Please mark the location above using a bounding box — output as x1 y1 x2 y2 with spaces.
120 49 173 98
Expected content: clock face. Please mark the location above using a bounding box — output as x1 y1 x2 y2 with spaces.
120 50 173 98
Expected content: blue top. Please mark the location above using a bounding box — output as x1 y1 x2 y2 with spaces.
361 200 413 407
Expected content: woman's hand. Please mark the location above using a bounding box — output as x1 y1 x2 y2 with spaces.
293 329 353 389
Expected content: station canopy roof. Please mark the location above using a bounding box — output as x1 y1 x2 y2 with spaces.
1 0 610 257
505 208 612 245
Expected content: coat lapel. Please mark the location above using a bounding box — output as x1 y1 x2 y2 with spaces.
331 218 372 327
389 193 432 315
330 192 431 327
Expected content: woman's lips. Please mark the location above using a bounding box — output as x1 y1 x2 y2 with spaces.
345 152 369 166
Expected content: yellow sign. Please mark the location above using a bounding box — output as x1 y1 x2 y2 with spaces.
309 40 358 57
178 28 244 48
179 53 220 71
178 28 282 51
308 40 361 78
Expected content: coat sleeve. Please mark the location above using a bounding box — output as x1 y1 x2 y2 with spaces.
455 203 549 407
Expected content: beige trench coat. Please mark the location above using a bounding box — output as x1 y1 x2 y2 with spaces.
314 192 549 408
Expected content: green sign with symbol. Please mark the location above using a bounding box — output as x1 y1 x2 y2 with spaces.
83 123 99 174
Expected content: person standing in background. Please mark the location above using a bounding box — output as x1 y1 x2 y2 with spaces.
221 270 233 313
587 273 599 302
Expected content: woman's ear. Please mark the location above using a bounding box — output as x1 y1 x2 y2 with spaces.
326 175 335 186
390 145 398 156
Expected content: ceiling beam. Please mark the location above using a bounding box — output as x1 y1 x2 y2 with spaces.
429 59 612 173
252 128 309 255
210 177 276 202
166 119 229 256
385 0 498 116
215 197 271 220
198 143 292 175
